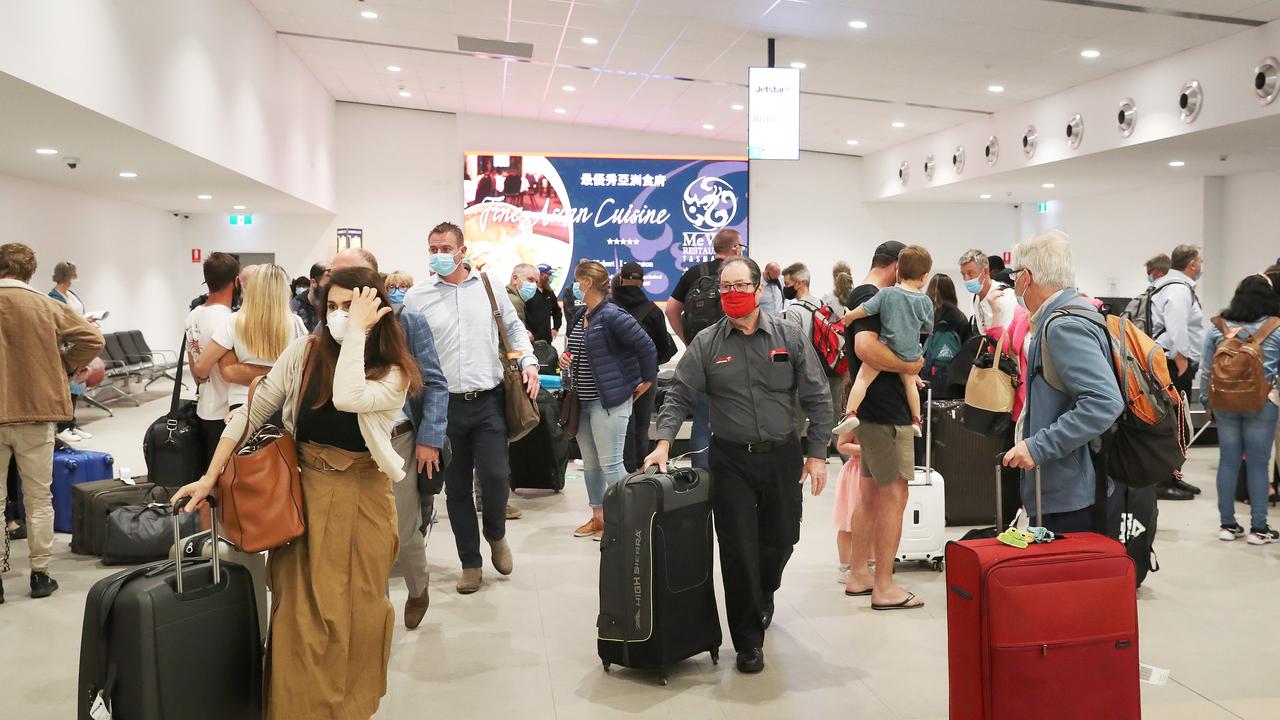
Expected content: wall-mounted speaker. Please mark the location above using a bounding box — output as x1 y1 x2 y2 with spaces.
1179 80 1202 123
1117 98 1136 137
1255 58 1279 105
1066 113 1084 149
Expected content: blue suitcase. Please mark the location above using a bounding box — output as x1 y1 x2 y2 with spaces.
53 447 115 533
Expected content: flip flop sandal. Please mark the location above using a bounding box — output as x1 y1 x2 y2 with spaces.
872 592 924 611
844 587 873 597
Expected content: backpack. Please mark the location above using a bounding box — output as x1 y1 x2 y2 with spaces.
633 302 677 365
1206 316 1280 413
922 320 962 386
1121 280 1195 336
805 300 847 377
1040 305 1189 488
681 262 724 341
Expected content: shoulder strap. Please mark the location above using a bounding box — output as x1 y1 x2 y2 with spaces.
236 338 313 449
479 273 515 360
633 302 656 324
170 332 188 416
1039 306 1116 394
1247 316 1280 348
1211 315 1229 337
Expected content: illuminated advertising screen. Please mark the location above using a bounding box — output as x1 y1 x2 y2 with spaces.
462 153 749 299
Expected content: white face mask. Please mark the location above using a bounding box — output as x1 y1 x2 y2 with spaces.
327 309 349 344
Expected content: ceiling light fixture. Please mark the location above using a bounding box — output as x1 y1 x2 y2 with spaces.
197 194 212 200
1168 160 1186 167
988 85 1004 93
1041 183 1055 188
554 107 567 114
848 20 867 29
702 123 715 130
581 36 599 45
386 65 401 72
1081 49 1101 59
35 148 59 155
118 171 137 178
562 85 576 92
846 139 859 146
891 121 905 128
361 10 378 19
980 194 992 199
731 103 744 111
399 90 411 97
233 205 246 210
790 61 806 69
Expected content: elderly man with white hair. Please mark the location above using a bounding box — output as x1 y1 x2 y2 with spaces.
1001 230 1124 534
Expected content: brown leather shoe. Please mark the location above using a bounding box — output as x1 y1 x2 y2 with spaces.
404 584 430 629
456 568 482 594
489 537 514 575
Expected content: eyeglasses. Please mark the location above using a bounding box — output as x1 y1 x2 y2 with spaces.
1008 267 1029 283
718 281 758 293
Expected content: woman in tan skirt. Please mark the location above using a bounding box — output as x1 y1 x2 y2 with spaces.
173 266 422 719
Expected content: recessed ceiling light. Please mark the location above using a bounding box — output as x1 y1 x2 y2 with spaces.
988 85 1005 93
1080 49 1100 59
581 36 598 45
730 103 744 111
118 171 137 178
1041 183 1055 188
399 90 411 97
848 20 868 29
562 85 576 92
891 121 905 128
702 123 715 130
846 139 859 146
197 194 212 200
233 205 246 210
386 65 401 72
980 194 992 199
554 107 567 114
790 61 806 69
35 148 58 155
1168 160 1186 167
361 10 378 19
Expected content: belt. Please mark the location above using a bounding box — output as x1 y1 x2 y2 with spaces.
391 421 414 439
713 434 795 454
450 387 498 401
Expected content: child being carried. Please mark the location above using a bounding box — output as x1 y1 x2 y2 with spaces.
833 244 934 437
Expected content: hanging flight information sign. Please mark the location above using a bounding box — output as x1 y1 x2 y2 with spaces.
462 153 749 299
747 66 801 160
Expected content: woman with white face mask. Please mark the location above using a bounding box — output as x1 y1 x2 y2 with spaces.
172 266 422 720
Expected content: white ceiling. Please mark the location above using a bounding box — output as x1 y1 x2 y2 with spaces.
250 0 1280 155
0 72 328 215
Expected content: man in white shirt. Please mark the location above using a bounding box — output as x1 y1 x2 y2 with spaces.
403 221 540 595
1150 244 1206 498
760 262 785 316
959 249 1017 334
183 252 243 470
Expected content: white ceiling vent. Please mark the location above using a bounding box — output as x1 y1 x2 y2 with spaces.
952 146 965 175
1021 125 1037 159
898 161 910 186
1117 99 1136 137
1179 80 1203 124
1066 114 1083 149
1255 58 1280 105
457 36 534 60
984 136 999 167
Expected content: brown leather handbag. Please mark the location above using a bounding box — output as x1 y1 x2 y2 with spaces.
215 341 314 552
480 273 541 442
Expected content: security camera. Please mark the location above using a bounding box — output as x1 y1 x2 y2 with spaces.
1012 203 1022 209
64 157 80 169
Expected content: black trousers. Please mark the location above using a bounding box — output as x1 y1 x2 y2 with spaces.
1166 357 1198 397
443 387 510 569
1041 505 1099 534
709 435 804 652
196 417 226 474
57 394 80 432
623 385 657 472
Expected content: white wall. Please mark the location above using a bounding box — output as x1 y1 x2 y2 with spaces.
0 0 335 210
1222 169 1280 302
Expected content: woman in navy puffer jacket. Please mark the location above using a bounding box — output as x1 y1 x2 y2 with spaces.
561 260 657 540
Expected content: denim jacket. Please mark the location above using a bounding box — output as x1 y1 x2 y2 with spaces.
1197 317 1280 410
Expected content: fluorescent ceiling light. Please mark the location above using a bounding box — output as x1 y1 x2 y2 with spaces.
386 65 401 72
702 123 715 130
891 121 905 128
581 36 598 45
730 103 744 111
987 85 1004 93
118 171 137 178
399 90 411 97
790 61 806 69
979 194 992 199
233 205 246 210
361 10 378 19
197 194 212 200
554 107 567 114
35 148 58 155
1168 160 1186 167
846 139 859 146
848 20 867 29
1041 183 1055 188
562 85 576 92
1080 49 1100 59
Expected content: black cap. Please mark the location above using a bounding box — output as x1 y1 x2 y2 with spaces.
873 241 906 261
619 262 644 281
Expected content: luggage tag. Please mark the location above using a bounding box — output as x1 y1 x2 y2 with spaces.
89 692 111 720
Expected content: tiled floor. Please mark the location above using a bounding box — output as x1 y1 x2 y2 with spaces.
3 380 1279 718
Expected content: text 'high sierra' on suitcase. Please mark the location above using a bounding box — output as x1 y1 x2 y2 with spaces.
945 455 1140 720
78 496 262 720
597 466 721 685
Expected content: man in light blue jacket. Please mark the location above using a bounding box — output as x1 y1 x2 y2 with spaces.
1002 231 1125 533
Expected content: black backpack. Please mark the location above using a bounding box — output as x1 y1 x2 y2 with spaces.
681 262 724 342
633 302 677 364
1120 280 1196 337
142 333 205 488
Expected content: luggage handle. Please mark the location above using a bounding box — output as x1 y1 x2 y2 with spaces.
995 452 1042 528
173 496 220 593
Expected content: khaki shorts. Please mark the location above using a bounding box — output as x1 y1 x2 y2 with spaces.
858 422 914 486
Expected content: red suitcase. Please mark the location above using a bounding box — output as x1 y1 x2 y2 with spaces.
945 459 1140 720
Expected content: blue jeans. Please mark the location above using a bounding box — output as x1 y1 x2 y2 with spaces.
690 392 711 470
1215 403 1280 530
578 398 633 508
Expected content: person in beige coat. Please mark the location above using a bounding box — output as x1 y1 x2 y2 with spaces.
173 266 422 720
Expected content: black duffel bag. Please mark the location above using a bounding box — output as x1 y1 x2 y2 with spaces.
102 503 200 566
143 333 204 488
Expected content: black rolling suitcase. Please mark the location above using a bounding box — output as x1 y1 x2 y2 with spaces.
925 400 1020 526
597 467 721 684
78 497 262 720
509 388 569 492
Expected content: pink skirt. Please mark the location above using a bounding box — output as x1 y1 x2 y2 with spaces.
832 457 861 533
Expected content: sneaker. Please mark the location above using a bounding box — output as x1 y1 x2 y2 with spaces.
30 571 58 599
72 428 93 439
573 517 600 538
55 429 81 444
1247 527 1280 545
506 503 523 520
1219 523 1246 541
832 412 860 435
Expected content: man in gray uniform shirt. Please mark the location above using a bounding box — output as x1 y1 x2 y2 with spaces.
645 256 833 675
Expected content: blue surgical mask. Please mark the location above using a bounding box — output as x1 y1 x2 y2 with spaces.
327 309 349 344
430 251 459 277
1146 274 1155 284
388 287 407 305
519 281 537 302
295 286 308 297
572 281 585 302
964 277 984 295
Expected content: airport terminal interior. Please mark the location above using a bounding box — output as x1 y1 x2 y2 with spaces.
3 1 1280 718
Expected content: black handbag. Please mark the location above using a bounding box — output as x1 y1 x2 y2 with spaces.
142 333 204 488
558 315 584 439
101 503 199 565
416 436 453 497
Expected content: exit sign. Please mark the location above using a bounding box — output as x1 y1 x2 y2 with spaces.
229 214 253 225
1035 201 1049 214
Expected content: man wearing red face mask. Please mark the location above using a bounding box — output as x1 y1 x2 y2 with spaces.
646 256 833 675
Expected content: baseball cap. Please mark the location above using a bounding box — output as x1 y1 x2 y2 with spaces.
537 263 553 275
619 262 644 281
873 241 906 261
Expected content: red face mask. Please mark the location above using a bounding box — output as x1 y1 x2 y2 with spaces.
720 290 758 319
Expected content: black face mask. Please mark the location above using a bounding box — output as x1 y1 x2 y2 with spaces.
782 285 798 300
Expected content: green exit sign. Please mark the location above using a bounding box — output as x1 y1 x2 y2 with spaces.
229 214 253 225
1035 201 1049 214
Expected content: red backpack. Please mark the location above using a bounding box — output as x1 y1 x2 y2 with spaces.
807 302 848 377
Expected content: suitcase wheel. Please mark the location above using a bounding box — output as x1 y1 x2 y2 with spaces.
710 648 719 665
931 558 945 572
601 661 611 673
657 673 668 687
